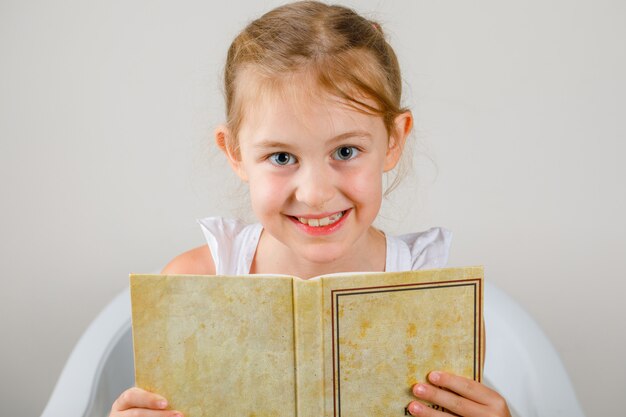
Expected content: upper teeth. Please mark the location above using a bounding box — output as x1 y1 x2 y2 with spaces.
298 211 344 227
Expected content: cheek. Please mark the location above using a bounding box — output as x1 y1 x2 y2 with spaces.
248 174 291 213
344 166 383 207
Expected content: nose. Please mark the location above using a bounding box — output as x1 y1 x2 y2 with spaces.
294 164 335 209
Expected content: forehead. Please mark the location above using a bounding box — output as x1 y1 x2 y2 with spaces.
235 69 384 140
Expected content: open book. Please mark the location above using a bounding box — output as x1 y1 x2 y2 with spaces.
130 266 483 417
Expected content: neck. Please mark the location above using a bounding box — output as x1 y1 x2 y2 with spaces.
250 227 386 279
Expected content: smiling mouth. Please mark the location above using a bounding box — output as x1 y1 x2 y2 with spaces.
293 211 346 227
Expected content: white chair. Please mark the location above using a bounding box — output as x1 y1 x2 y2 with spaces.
40 282 586 417
482 283 585 417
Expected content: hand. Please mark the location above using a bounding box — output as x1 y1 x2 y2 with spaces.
408 371 511 417
110 387 183 417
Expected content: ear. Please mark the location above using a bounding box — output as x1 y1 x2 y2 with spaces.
384 111 413 172
215 125 248 181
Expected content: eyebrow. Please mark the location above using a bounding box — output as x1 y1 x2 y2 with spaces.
253 130 373 150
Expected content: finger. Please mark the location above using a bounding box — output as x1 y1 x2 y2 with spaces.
118 409 183 417
428 371 500 406
112 387 169 411
412 383 481 416
407 400 456 416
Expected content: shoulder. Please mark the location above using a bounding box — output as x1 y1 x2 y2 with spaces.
160 245 216 275
395 227 452 270
197 216 251 239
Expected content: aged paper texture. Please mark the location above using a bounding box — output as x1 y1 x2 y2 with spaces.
131 266 483 417
320 267 483 417
131 275 297 416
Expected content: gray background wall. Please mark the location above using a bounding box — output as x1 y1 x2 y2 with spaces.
1 1 624 416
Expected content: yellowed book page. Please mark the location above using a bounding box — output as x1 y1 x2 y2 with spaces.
292 278 325 417
320 266 483 417
130 274 297 417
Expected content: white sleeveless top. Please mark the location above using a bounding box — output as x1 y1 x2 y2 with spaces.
197 216 452 275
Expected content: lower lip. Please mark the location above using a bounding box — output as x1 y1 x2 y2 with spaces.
288 209 351 236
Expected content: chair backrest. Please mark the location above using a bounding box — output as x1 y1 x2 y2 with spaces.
40 289 134 417
483 282 586 417
87 326 134 416
41 282 586 417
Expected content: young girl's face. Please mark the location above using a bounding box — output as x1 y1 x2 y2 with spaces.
219 82 411 267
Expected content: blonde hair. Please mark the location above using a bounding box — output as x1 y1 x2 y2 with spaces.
223 1 411 191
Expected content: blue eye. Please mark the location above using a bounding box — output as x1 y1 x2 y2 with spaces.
269 152 296 166
332 146 360 161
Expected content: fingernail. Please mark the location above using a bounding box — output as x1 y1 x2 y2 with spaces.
158 400 168 409
172 413 183 417
429 371 441 383
413 384 426 395
410 402 423 414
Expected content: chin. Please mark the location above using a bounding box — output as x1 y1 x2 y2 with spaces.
296 241 351 266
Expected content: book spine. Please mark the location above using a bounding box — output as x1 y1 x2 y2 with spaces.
293 279 325 417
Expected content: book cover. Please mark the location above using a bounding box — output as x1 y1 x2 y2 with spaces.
130 266 483 417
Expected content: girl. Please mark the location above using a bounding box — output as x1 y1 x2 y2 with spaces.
111 2 512 417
